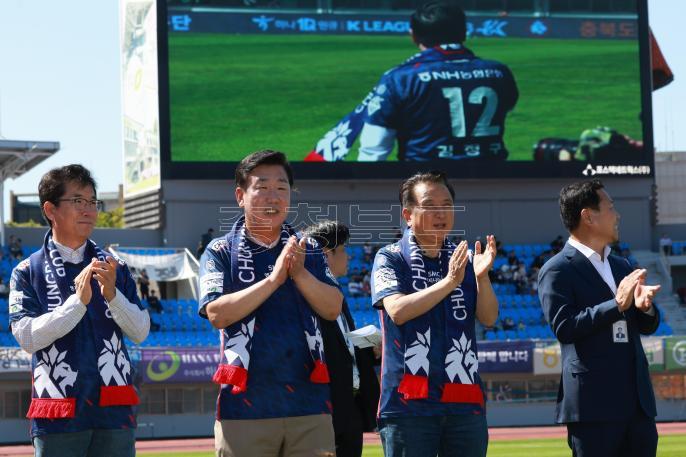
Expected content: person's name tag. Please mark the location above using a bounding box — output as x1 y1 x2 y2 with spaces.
613 320 629 343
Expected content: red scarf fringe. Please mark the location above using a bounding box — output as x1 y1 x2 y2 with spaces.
26 398 76 419
100 385 140 406
440 383 484 406
398 373 429 400
213 364 248 394
309 360 330 383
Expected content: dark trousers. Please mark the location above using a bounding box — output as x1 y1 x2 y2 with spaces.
566 410 658 457
379 413 488 457
33 428 135 457
334 396 364 457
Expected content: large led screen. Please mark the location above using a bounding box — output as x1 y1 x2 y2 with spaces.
160 0 653 179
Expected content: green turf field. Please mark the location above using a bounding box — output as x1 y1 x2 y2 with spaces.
169 34 641 162
138 434 686 456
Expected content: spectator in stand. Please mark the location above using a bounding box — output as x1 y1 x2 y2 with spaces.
497 264 513 283
529 267 541 295
513 263 529 293
495 239 507 257
502 317 515 330
507 250 519 266
532 252 546 269
0 277 9 298
363 241 374 262
147 290 163 313
361 275 371 296
9 236 23 259
659 234 673 256
517 320 527 331
348 279 364 298
551 235 564 253
138 269 150 300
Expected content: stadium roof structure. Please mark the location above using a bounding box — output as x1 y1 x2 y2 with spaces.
0 139 60 244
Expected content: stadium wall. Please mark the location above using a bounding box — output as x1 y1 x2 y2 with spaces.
161 178 654 251
5 227 163 249
1 397 683 443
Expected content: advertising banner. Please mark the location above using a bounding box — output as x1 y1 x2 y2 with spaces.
140 347 220 383
478 340 533 373
168 10 638 40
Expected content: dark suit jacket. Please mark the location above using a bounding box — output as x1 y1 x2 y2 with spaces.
322 300 380 435
537 242 659 424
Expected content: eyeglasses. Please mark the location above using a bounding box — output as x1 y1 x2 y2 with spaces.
57 197 105 212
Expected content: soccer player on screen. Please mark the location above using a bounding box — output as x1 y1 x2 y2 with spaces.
358 1 518 161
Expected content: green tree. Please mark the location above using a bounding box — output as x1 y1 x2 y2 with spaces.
97 207 125 228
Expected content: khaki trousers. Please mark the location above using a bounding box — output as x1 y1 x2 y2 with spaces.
215 414 336 457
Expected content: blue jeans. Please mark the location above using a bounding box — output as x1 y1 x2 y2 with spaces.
378 414 488 457
33 428 135 457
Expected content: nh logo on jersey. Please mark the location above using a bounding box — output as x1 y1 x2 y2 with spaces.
98 333 131 386
404 329 430 375
34 345 78 398
445 333 478 384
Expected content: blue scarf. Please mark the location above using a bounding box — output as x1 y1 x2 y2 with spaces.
212 217 329 393
397 229 483 405
305 44 475 162
26 232 138 419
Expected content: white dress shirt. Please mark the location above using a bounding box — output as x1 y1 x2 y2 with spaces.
11 240 150 354
568 238 616 294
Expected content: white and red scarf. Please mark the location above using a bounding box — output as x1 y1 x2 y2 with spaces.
26 232 138 418
397 229 483 405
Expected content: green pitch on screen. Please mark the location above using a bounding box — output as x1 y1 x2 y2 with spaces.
169 34 641 162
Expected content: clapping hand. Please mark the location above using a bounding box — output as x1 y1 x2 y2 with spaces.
615 269 646 312
634 275 660 312
473 235 497 279
74 259 96 305
447 240 468 287
93 257 119 302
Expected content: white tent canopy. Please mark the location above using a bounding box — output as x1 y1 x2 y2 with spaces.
108 246 199 300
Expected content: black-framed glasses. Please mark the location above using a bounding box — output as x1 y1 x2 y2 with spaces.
57 197 105 212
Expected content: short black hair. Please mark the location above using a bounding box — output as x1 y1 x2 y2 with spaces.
235 150 294 189
410 1 467 48
302 220 350 251
399 170 455 208
38 164 97 227
559 180 605 232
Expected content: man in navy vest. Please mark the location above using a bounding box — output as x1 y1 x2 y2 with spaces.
9 164 149 457
198 150 342 456
538 180 661 457
370 171 499 457
358 1 518 161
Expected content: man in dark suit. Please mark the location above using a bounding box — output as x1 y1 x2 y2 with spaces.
538 179 661 457
304 220 381 457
